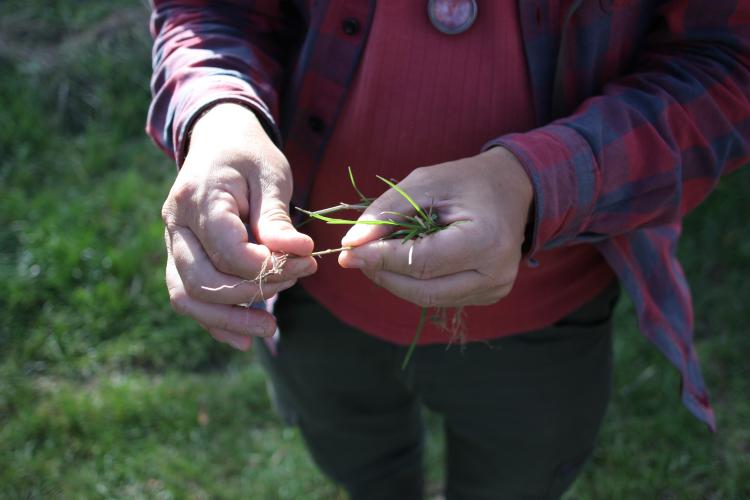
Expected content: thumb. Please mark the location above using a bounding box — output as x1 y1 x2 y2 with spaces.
251 190 314 257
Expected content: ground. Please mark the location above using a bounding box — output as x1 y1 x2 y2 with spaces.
1 1 749 498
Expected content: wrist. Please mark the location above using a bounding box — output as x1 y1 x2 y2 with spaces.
480 146 535 251
188 102 275 156
482 146 533 210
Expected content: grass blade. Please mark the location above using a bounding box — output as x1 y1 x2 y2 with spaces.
380 210 411 219
348 166 369 202
401 307 428 370
295 207 401 226
376 175 428 221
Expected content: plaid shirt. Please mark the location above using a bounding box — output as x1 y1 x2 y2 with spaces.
147 0 750 431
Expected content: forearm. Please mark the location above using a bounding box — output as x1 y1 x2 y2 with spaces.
190 103 273 157
147 0 291 165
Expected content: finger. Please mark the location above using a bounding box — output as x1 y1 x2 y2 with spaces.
170 225 311 303
363 268 506 308
190 190 276 279
197 320 253 351
166 251 277 337
208 328 253 351
338 222 482 278
251 183 315 257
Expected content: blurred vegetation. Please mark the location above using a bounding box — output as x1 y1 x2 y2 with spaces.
1 1 748 498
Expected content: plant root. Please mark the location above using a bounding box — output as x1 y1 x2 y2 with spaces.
431 306 468 348
200 252 288 304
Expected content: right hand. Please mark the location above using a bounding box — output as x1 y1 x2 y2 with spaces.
161 103 317 351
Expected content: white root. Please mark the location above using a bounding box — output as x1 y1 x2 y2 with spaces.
200 252 288 302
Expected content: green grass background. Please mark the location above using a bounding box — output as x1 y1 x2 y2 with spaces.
1 2 748 498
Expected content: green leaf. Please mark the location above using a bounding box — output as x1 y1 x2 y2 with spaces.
401 228 421 242
348 166 369 202
376 175 429 221
295 207 401 226
401 307 428 370
380 211 411 219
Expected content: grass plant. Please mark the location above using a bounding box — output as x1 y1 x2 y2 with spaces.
296 168 448 368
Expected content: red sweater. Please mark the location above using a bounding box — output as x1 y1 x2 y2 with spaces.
300 1 614 344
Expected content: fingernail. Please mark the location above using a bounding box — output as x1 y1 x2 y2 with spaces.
260 328 276 338
303 263 317 276
339 250 365 269
341 224 369 246
253 322 274 337
228 338 245 350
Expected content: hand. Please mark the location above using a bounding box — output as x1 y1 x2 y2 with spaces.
161 103 317 350
337 147 533 307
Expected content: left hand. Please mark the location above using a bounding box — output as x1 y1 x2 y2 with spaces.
337 147 533 307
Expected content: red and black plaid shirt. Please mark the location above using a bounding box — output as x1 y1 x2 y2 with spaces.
147 0 750 431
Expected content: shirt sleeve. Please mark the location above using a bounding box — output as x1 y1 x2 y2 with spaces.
484 1 750 256
146 0 295 166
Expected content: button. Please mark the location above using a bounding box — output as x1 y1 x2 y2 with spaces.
428 0 477 35
308 115 325 133
342 17 360 36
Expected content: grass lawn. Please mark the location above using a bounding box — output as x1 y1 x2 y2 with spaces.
1 2 748 498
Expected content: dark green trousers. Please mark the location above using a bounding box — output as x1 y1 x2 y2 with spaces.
256 282 619 500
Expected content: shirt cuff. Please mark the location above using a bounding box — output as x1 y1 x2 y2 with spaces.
170 75 281 167
482 124 599 256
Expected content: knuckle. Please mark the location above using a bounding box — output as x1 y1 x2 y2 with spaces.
259 315 274 335
264 206 292 226
218 312 232 332
377 254 388 272
270 278 297 295
365 269 382 287
182 270 204 299
162 181 198 225
408 166 427 180
207 247 233 274
169 291 190 316
161 200 177 227
171 179 199 205
259 164 292 197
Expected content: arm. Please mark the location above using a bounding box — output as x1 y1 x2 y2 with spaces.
486 1 750 255
147 0 297 164
147 2 315 350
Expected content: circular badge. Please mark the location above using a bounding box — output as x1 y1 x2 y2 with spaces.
428 0 478 35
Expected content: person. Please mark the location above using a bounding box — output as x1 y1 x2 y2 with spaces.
147 1 750 498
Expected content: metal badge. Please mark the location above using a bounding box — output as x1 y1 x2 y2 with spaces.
428 0 478 35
